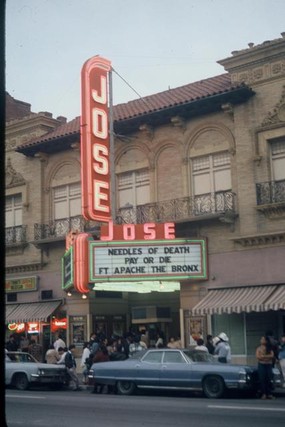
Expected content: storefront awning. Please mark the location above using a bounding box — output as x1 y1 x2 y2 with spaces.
5 300 63 324
264 285 285 311
190 285 277 316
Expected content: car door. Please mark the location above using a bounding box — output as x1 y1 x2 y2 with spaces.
135 350 163 387
5 354 14 385
159 350 194 388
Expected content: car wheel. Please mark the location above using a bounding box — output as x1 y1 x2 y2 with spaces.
203 375 225 399
116 380 136 395
14 373 29 391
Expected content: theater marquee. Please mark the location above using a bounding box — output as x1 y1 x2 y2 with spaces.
89 239 208 282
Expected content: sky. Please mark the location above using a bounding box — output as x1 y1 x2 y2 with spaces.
5 0 285 121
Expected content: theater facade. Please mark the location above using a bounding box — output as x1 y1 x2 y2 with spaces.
5 33 285 363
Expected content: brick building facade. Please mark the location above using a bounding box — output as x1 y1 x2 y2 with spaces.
5 34 285 363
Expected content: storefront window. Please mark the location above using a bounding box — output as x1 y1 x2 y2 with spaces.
212 313 245 355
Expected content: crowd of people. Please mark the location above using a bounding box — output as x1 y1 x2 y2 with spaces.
5 328 285 397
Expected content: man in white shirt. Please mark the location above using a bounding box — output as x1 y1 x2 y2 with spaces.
54 333 66 351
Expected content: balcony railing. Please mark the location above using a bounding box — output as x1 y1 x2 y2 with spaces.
33 191 236 241
6 225 27 245
256 180 285 205
116 191 236 224
34 216 99 241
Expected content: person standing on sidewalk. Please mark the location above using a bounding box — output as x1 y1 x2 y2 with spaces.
256 336 275 400
65 344 81 391
278 334 285 386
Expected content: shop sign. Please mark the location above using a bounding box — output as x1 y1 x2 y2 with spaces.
100 221 175 241
69 316 85 322
89 238 208 282
8 323 25 333
51 318 67 332
27 322 39 334
81 55 112 222
61 247 73 290
5 276 38 293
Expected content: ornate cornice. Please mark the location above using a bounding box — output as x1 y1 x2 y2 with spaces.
5 262 47 274
232 231 285 247
256 202 285 218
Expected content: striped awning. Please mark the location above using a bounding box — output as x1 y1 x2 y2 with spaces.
264 285 285 311
5 300 62 324
190 285 277 316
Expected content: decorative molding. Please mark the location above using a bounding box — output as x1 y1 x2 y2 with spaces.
232 231 285 247
230 60 285 86
5 243 28 256
221 103 234 119
253 155 263 165
139 124 154 140
261 85 285 127
5 262 46 274
71 142 80 150
256 202 285 218
170 116 186 131
5 158 26 188
34 152 49 163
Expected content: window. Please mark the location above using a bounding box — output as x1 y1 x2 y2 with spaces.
142 351 162 364
5 194 22 228
7 293 17 302
271 139 285 181
163 351 186 364
117 169 150 208
53 183 81 220
192 152 231 196
212 313 245 355
41 290 53 300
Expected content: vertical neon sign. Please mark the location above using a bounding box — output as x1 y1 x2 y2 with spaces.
81 56 112 222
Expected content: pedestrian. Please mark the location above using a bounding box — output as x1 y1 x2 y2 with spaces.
89 332 100 356
206 335 215 355
194 338 209 352
155 332 164 348
167 337 177 349
265 330 279 367
80 342 91 384
56 347 67 364
28 339 43 362
129 335 144 357
256 336 275 399
278 334 285 385
6 334 18 351
214 332 231 363
65 344 81 391
53 333 66 352
45 343 60 364
19 335 30 352
91 344 110 394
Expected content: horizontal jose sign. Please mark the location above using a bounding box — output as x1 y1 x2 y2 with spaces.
89 239 208 282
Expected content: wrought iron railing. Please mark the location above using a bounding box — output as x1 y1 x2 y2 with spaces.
33 192 236 240
5 225 27 245
34 216 100 240
116 191 236 224
256 180 285 205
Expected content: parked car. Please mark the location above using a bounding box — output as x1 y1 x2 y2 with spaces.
5 351 67 390
88 348 282 398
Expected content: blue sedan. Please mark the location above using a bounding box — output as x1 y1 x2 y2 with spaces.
88 348 282 398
